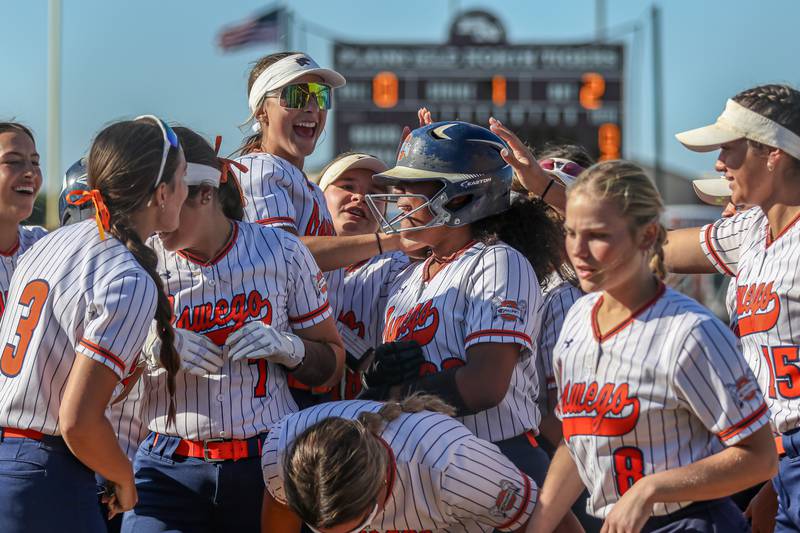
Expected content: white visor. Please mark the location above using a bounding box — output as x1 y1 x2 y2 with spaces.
247 53 346 115
692 178 732 206
676 99 800 160
185 162 222 187
313 153 388 191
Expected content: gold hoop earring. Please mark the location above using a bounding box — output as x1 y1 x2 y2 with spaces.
767 162 775 171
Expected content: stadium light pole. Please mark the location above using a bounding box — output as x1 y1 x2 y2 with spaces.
46 0 62 228
651 4 665 194
596 0 607 40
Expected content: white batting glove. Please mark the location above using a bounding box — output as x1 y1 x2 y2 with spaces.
142 324 224 377
225 322 305 369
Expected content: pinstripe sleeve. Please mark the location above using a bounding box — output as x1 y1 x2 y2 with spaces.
464 247 540 353
261 419 288 504
440 436 537 531
672 318 769 445
698 208 760 276
76 270 157 380
237 156 297 229
537 284 582 392
285 236 332 329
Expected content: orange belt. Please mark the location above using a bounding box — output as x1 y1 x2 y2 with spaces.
170 435 264 463
1 427 44 440
286 374 332 394
525 431 539 448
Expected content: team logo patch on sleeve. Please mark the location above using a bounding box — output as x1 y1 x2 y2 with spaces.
727 376 760 407
492 298 527 322
491 480 521 518
313 271 328 296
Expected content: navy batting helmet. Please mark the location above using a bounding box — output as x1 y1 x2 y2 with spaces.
365 121 512 234
58 158 94 227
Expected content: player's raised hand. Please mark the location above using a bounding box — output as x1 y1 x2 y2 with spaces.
418 107 433 126
226 322 305 370
488 117 548 190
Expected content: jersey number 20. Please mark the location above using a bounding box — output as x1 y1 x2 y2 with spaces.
1 280 50 377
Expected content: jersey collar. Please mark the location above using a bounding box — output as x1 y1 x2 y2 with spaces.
178 221 239 267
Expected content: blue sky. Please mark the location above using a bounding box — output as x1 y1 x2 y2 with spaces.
2 0 799 195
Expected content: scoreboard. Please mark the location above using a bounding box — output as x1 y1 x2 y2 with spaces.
332 11 624 166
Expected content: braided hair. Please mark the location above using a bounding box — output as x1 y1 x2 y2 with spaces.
87 119 181 425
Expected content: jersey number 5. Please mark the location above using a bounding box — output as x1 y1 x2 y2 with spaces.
760 345 800 399
1 280 50 377
613 446 644 495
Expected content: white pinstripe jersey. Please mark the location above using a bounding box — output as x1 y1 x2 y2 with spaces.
553 285 770 518
0 225 48 316
235 152 335 237
333 252 411 400
701 207 800 433
108 379 147 461
139 221 331 440
0 220 157 434
262 400 537 533
336 252 411 360
382 241 541 442
234 151 345 372
536 281 584 399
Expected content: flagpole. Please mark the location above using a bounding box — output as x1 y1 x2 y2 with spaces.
46 0 62 228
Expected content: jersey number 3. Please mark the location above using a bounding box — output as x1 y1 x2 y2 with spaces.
613 446 644 495
1 280 50 377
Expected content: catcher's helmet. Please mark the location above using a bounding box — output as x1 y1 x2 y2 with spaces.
58 158 94 227
365 121 512 234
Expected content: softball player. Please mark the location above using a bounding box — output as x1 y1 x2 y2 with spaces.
234 52 423 408
663 84 800 532
360 121 567 485
260 396 555 532
121 127 343 533
312 152 411 399
0 123 47 314
529 160 776 533
0 116 187 532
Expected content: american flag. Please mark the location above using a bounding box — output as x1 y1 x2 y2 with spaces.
218 8 285 51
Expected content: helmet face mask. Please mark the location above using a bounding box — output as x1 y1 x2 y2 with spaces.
365 186 449 234
366 121 513 235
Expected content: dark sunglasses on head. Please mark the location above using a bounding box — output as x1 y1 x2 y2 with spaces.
269 83 332 110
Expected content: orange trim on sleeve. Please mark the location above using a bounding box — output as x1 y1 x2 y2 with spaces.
78 338 125 372
256 216 295 226
464 329 532 345
496 469 533 531
704 224 735 276
718 402 768 442
288 302 330 325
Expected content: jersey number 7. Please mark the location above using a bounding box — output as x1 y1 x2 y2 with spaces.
1 280 50 377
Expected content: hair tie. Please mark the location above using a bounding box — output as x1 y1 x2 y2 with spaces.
214 136 248 206
66 189 111 240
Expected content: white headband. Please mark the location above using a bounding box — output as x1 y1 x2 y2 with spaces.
185 162 222 188
676 99 800 160
247 53 346 115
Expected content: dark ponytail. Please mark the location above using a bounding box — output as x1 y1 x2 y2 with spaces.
472 196 572 289
88 119 181 425
173 126 244 220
